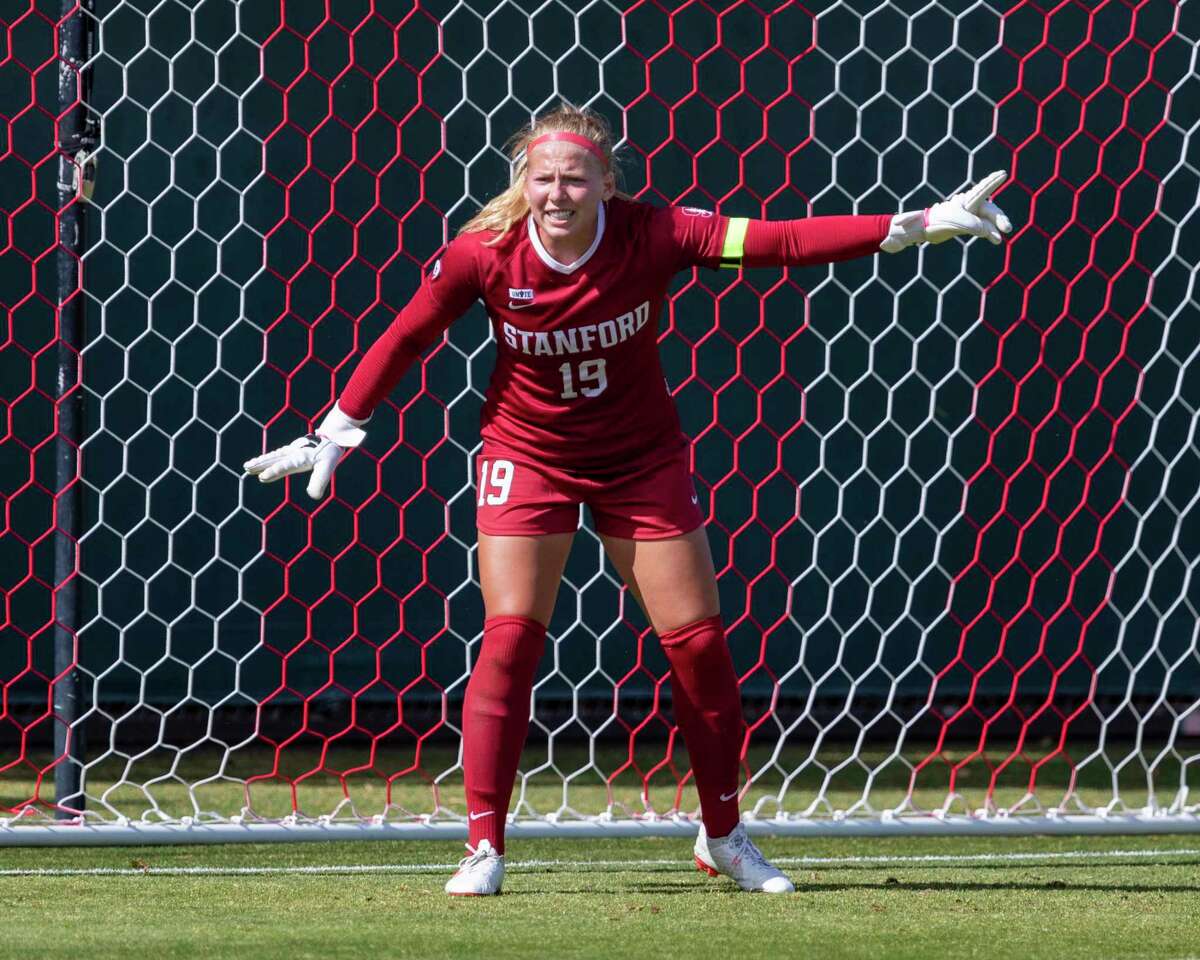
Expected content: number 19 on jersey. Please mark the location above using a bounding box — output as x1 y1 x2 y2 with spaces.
559 359 607 399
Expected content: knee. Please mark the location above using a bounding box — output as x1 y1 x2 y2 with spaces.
645 575 719 636
482 599 552 628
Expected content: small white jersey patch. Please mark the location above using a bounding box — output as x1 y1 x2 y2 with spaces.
430 259 442 279
508 287 534 301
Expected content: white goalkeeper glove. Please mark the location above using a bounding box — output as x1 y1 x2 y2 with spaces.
880 170 1013 253
243 402 368 500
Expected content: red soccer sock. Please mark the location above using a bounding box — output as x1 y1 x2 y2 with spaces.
660 615 745 839
462 615 547 854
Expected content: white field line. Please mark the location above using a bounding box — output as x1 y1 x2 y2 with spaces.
0 847 1197 877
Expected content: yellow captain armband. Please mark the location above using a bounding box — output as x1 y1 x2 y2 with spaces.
719 217 748 268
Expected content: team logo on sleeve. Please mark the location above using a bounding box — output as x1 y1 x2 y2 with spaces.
681 207 713 217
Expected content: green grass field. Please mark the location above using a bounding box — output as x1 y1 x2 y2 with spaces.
1 833 1197 960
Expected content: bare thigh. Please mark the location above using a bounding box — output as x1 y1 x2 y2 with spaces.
477 531 574 627
600 526 720 635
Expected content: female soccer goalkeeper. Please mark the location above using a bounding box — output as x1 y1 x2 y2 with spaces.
245 103 1012 895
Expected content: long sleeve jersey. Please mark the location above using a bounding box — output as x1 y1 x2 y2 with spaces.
340 197 889 475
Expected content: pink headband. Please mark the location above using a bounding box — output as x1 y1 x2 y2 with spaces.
527 132 608 167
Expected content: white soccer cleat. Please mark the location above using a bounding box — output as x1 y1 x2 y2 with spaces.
694 823 795 893
444 839 505 896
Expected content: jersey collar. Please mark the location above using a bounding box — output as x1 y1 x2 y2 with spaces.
526 202 606 274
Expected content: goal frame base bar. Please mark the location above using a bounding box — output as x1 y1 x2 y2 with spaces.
2 814 1198 847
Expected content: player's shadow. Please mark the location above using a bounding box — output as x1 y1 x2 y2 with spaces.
502 878 1200 896
816 859 1200 872
500 880 725 895
797 880 1200 893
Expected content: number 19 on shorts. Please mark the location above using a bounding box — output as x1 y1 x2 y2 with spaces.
477 459 514 506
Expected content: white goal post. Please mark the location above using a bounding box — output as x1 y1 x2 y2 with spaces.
1 0 1198 846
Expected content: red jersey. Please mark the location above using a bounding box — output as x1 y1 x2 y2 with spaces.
338 198 890 474
448 198 730 472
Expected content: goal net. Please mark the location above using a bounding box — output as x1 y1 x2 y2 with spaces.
2 0 1198 843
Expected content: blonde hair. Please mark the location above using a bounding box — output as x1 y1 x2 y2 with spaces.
458 103 628 242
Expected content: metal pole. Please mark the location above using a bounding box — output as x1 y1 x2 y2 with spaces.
53 0 98 819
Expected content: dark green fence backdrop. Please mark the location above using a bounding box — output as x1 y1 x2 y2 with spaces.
1 0 1196 745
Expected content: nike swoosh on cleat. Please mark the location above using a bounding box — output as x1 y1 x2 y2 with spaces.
508 301 535 310
719 790 738 802
468 811 494 821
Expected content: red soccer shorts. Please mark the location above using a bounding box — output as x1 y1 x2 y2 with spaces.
475 445 704 540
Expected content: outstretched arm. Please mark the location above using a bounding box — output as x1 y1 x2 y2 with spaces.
245 239 482 498
737 213 892 267
337 283 459 420
719 171 1013 268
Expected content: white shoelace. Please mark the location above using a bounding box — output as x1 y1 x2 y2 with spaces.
456 844 492 871
728 829 771 872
